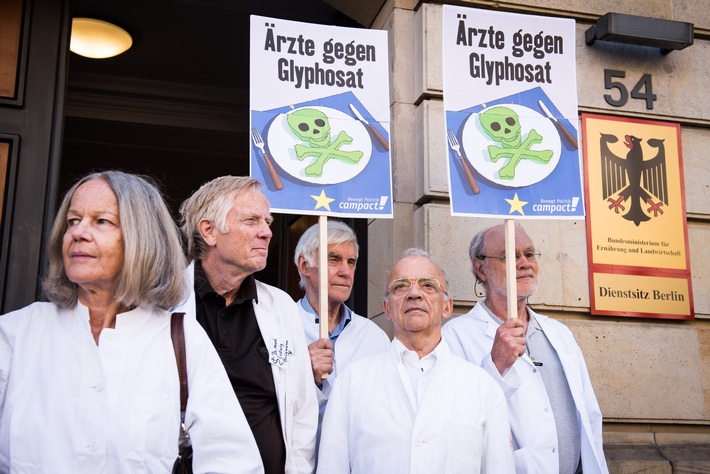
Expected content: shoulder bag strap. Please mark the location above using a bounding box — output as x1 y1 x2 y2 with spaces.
170 312 192 472
170 312 188 412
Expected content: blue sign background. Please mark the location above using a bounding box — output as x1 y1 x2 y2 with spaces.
447 87 584 218
251 91 392 217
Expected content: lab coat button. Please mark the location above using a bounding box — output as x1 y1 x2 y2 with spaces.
88 442 98 452
414 439 422 447
93 382 105 392
533 368 537 373
552 447 556 453
544 407 549 412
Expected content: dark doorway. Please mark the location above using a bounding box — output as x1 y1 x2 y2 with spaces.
61 0 364 303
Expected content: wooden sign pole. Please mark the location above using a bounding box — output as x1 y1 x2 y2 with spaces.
318 215 330 379
505 219 518 320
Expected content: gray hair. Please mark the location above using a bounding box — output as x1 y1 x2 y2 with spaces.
293 220 359 290
383 248 450 301
468 222 527 286
179 176 262 261
468 228 489 284
42 171 187 310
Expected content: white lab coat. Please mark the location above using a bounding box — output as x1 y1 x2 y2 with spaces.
297 300 390 407
0 301 263 474
177 262 319 474
442 303 609 474
316 338 515 474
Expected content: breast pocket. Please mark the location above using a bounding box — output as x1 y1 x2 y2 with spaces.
129 393 177 461
445 419 483 473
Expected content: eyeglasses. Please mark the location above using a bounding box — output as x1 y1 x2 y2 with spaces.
477 250 541 263
387 277 446 297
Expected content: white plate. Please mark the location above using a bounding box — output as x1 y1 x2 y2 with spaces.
461 104 561 188
266 106 372 185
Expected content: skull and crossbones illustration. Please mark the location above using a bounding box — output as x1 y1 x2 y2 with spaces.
287 108 363 178
479 106 553 180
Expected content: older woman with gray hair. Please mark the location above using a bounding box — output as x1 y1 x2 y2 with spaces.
0 171 263 473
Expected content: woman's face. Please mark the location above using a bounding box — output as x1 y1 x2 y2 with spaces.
62 179 124 296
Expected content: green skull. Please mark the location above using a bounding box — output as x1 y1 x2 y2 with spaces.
287 108 331 146
479 106 521 148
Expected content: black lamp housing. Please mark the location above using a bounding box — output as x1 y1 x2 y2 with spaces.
585 12 694 54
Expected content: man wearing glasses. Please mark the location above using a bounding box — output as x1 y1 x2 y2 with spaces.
442 223 608 474
316 248 515 473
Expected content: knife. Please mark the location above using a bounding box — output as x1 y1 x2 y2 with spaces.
538 100 578 149
348 103 389 151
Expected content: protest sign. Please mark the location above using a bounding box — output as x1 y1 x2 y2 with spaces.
443 5 582 219
250 16 392 219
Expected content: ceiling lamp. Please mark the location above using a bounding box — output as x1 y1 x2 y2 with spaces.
70 18 132 59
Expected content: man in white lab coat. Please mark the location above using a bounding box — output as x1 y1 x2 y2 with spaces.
442 223 609 474
176 176 318 474
293 220 390 439
317 249 514 474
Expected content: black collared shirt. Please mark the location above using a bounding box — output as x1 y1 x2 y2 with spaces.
194 261 286 474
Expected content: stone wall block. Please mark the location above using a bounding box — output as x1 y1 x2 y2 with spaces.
655 433 710 473
672 0 710 33
413 4 442 100
391 102 418 202
688 224 709 318
565 319 706 421
415 99 448 200
390 8 416 104
681 127 710 218
697 327 710 415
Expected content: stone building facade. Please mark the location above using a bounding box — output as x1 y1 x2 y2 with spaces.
361 1 710 471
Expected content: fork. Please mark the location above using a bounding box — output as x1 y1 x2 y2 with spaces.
251 128 284 190
447 129 480 195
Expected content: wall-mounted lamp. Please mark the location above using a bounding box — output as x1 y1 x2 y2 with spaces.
585 13 693 54
70 18 133 59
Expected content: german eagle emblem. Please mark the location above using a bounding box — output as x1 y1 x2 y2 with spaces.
599 134 668 226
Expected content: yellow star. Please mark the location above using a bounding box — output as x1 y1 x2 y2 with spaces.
505 193 528 215
311 189 335 211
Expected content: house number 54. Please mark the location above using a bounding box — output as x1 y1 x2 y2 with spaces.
604 70 656 110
